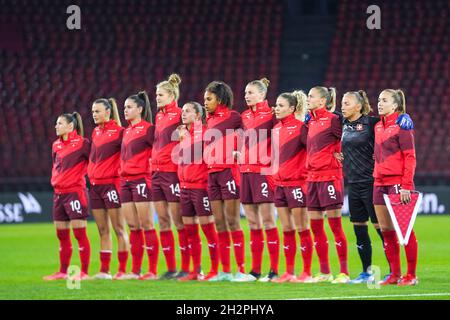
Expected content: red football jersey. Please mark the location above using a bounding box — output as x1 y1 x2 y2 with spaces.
374 112 416 190
272 113 308 186
240 100 277 173
120 120 154 180
177 121 208 189
306 107 343 181
204 105 243 173
152 100 182 172
88 120 123 184
51 130 90 192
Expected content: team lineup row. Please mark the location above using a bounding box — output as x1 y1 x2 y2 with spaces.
44 74 418 286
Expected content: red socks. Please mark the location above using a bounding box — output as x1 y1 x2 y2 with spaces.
283 230 297 274
185 224 202 273
310 219 330 274
218 231 231 273
160 230 177 272
129 229 144 275
405 230 418 276
144 229 159 275
265 228 280 274
250 229 264 274
382 230 401 277
117 251 128 273
178 229 190 273
100 251 112 273
56 229 72 274
201 223 219 273
328 217 349 275
73 227 91 274
299 229 313 275
231 230 245 273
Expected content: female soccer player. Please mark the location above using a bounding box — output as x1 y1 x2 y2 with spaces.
176 102 220 281
306 86 349 284
339 91 413 283
203 81 245 281
152 74 188 279
44 112 91 281
271 91 314 283
373 89 418 286
233 78 280 282
88 98 129 280
120 91 158 280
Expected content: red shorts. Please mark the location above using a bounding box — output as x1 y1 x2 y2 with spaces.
120 178 151 203
207 168 240 201
373 184 401 206
274 183 307 209
152 171 180 202
240 173 274 204
89 183 121 210
53 189 89 221
180 188 212 217
307 179 343 211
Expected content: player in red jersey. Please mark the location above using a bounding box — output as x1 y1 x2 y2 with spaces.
306 86 349 284
203 81 244 281
373 89 418 286
152 74 188 279
44 112 91 281
232 78 280 282
120 91 158 280
88 98 129 280
176 102 220 281
270 91 314 283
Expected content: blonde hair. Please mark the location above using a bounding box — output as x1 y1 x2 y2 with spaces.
278 90 307 121
247 77 270 99
293 90 307 121
382 89 406 114
344 90 372 115
156 73 182 101
313 86 336 112
94 98 122 126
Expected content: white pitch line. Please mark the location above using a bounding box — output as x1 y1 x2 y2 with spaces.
289 292 450 300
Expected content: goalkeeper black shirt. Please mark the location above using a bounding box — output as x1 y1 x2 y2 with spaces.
342 115 380 183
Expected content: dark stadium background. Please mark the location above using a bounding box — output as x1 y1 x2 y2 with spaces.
0 0 448 218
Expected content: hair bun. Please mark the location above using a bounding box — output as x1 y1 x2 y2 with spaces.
260 77 270 88
168 73 181 86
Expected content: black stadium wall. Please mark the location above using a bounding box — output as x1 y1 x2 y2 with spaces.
1 186 449 224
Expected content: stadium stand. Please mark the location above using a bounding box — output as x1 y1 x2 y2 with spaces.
0 0 283 189
0 0 448 190
323 0 449 184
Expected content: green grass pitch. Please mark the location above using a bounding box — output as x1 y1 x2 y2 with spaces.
1 215 449 300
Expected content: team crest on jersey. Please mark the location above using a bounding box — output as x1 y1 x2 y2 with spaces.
356 124 363 131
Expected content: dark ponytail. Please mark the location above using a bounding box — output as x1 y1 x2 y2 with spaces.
128 91 152 124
